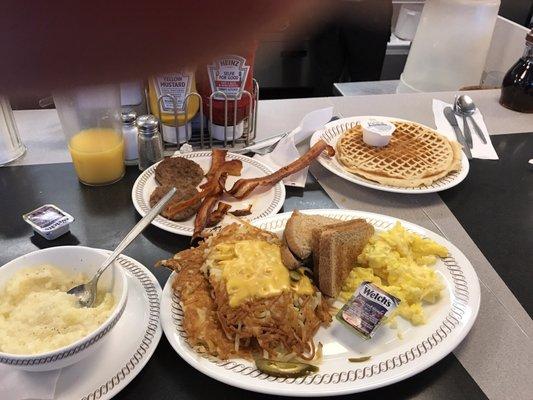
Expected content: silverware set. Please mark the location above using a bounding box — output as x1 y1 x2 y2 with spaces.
443 94 487 160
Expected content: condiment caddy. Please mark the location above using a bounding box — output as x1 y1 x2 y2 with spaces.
146 49 259 151
146 80 259 151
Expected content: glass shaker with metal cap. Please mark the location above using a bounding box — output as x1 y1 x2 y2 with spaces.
136 114 164 171
121 110 138 165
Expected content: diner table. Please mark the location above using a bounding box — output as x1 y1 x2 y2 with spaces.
1 89 531 400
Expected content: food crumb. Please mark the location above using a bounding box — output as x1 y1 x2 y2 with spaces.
348 356 371 363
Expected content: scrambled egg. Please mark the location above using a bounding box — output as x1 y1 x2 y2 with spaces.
340 222 448 325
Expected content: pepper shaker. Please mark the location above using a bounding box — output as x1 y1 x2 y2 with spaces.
121 110 139 165
136 115 164 171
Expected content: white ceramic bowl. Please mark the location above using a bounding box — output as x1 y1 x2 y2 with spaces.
0 246 128 371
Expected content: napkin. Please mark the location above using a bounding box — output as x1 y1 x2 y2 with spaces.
0 365 61 400
432 99 499 160
253 107 334 187
254 133 308 187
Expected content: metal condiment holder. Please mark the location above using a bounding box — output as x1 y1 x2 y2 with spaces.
146 79 259 151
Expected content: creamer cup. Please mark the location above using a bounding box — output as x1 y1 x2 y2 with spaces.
361 119 396 147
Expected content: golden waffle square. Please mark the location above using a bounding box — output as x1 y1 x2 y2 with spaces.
335 121 462 188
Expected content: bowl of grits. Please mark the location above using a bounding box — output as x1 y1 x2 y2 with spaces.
0 246 128 371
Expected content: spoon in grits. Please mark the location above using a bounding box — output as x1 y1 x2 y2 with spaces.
68 187 177 307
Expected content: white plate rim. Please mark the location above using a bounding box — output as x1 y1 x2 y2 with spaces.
310 116 470 194
75 253 162 400
131 152 286 236
160 209 481 397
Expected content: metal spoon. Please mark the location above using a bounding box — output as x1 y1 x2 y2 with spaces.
455 95 487 144
68 187 177 307
453 96 473 149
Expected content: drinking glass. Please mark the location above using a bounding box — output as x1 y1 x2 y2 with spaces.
0 96 25 166
54 84 125 185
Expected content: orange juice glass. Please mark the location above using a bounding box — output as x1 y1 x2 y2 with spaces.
54 85 125 185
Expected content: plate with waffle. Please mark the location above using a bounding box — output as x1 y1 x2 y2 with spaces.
310 116 469 194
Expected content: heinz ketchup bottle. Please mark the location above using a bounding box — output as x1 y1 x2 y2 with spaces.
197 42 256 141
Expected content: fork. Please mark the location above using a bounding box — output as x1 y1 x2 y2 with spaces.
252 132 291 155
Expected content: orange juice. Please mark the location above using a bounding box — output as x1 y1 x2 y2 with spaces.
68 128 125 185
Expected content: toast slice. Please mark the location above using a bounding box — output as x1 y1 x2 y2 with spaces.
284 210 340 260
280 236 302 270
311 219 370 287
313 219 374 297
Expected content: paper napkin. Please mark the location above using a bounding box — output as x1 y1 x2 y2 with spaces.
0 365 61 400
254 133 308 187
432 99 499 160
253 107 334 187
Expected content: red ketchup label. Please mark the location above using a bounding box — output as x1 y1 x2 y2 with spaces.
207 55 250 101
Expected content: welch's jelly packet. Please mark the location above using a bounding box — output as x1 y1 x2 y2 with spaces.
23 204 74 240
336 281 400 339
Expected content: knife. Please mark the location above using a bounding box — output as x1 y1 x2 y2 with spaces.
460 113 474 149
443 107 472 159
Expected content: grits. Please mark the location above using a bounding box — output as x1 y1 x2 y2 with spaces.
0 265 114 355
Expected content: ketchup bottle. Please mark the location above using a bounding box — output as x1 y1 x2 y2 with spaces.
197 43 256 141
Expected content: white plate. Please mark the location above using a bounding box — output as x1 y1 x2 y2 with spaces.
132 152 286 236
310 116 470 194
161 209 480 397
49 254 161 400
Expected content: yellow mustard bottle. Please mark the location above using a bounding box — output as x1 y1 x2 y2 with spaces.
148 68 199 144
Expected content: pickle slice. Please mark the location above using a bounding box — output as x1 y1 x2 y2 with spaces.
255 358 319 378
289 270 302 281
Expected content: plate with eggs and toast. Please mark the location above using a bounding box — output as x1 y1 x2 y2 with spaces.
159 209 480 396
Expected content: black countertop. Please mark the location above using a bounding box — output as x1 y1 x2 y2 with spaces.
1 132 530 399
439 133 533 316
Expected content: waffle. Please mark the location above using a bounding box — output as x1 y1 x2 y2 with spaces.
336 121 462 188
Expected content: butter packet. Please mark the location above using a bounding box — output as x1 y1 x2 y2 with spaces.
336 281 400 339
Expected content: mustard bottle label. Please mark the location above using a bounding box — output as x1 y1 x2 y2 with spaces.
154 70 193 112
207 55 250 101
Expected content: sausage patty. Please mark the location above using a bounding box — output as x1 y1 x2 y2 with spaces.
154 157 204 187
149 185 201 221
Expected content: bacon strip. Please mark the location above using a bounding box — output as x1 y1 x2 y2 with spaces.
166 159 242 218
229 204 252 217
206 202 232 228
192 154 242 239
194 195 220 238
201 149 227 189
194 173 228 238
228 139 334 199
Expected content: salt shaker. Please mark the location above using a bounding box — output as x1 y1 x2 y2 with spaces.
137 115 164 171
121 110 139 165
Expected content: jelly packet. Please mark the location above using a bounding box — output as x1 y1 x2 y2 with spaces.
336 281 400 339
23 204 74 240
